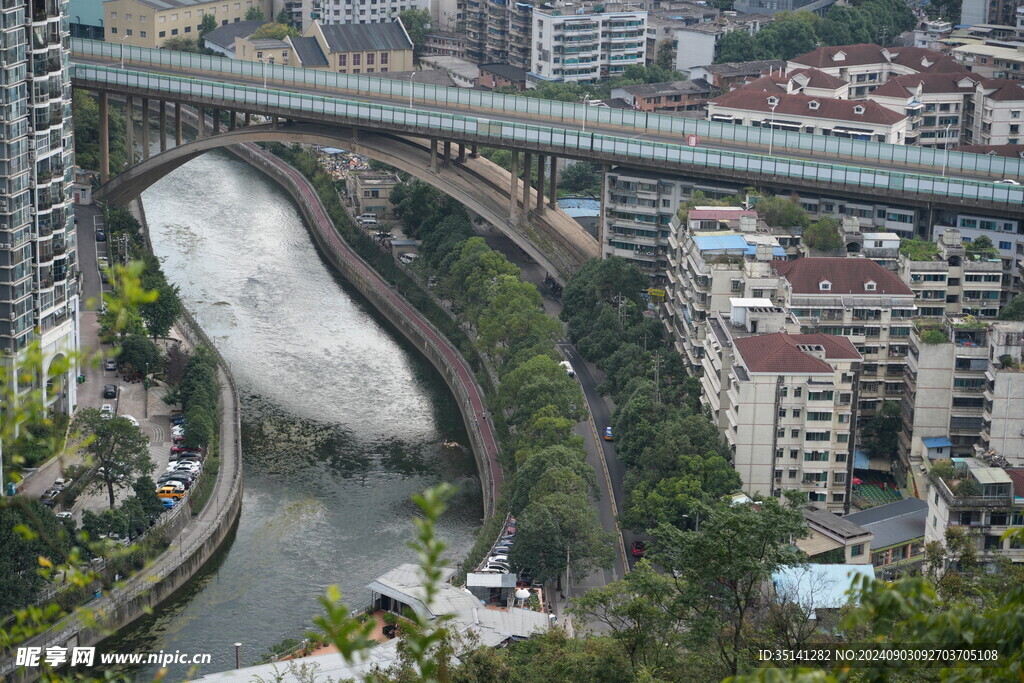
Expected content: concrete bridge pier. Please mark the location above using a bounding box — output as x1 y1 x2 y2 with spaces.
271 115 279 129
141 98 150 160
229 111 237 131
196 107 205 139
549 158 558 209
213 109 221 134
509 150 519 220
175 102 183 146
471 144 478 158
458 143 466 163
244 112 251 126
522 152 532 213
430 139 438 172
99 91 110 182
158 101 167 153
125 95 134 167
536 154 545 214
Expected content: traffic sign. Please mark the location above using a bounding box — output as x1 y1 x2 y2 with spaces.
686 134 700 147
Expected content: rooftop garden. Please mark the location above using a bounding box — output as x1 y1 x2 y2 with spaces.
899 238 938 261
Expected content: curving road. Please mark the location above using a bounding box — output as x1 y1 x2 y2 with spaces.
252 146 503 512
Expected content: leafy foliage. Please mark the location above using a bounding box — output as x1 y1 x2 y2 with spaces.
71 410 154 509
998 292 1024 321
803 216 844 251
244 6 265 20
72 91 127 176
860 400 901 460
399 8 431 58
560 162 602 197
251 22 299 40
900 237 939 261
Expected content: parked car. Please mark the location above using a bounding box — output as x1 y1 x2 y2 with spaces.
121 415 139 427
39 489 60 507
161 498 177 509
603 426 614 441
52 478 69 490
996 179 1020 185
160 477 193 490
170 445 194 454
155 486 185 501
102 384 117 399
97 256 110 270
100 404 114 420
95 229 106 242
630 541 646 558
104 358 117 371
55 511 74 520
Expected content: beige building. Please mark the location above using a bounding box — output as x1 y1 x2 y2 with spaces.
301 20 413 74
235 36 292 65
347 171 399 219
897 229 1004 319
702 307 861 512
104 0 270 49
980 322 1024 464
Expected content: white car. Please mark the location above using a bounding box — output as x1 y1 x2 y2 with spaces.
121 415 139 427
100 404 114 420
996 178 1020 185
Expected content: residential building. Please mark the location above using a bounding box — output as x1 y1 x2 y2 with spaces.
300 0 428 31
930 211 1022 283
235 36 292 65
787 44 966 98
104 0 270 48
953 43 1024 80
201 19 265 57
689 59 786 89
348 171 400 219
980 321 1024 463
419 55 478 86
69 0 105 39
870 72 982 147
300 20 414 74
707 89 910 144
644 7 720 70
845 498 929 575
914 19 953 51
734 0 838 15
925 458 1024 567
2 0 79 414
969 79 1024 146
702 315 861 510
960 0 1019 29
898 229 1005 318
900 317 999 473
670 14 772 72
663 210 788 367
798 505 874 564
529 8 647 85
602 170 683 279
610 79 716 112
836 218 901 269
477 63 528 91
773 258 916 418
424 31 468 58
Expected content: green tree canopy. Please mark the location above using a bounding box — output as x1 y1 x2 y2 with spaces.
200 13 217 36
72 409 154 508
560 162 601 196
0 502 73 614
251 22 299 40
803 216 844 251
139 282 183 339
860 400 901 461
116 334 163 375
244 6 265 20
998 292 1024 321
399 8 431 58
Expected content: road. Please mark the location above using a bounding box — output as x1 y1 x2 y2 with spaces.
69 54 1004 185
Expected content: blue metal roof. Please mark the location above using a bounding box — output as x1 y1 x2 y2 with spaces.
854 449 870 469
922 437 953 449
692 234 786 258
557 198 600 217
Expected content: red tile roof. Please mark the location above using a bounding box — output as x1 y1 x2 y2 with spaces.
952 143 1024 158
1005 469 1024 498
789 44 965 74
871 72 981 98
787 68 848 90
734 332 861 374
730 74 787 94
710 89 905 126
982 79 1024 102
772 258 914 295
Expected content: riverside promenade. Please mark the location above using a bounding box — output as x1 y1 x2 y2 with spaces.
232 143 502 516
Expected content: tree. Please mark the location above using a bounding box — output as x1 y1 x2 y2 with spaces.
275 8 291 25
139 282 182 340
132 475 167 522
998 292 1024 321
399 8 431 58
244 6 265 20
510 445 597 515
560 162 601 196
498 354 584 424
623 452 740 532
251 22 299 40
716 30 759 63
200 13 217 36
162 37 205 53
652 495 809 678
117 334 163 376
655 40 676 70
966 235 998 258
803 216 844 251
0 502 72 614
72 91 127 175
755 195 810 229
72 409 154 508
860 400 901 461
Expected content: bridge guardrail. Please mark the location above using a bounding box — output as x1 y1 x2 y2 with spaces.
72 64 1024 210
71 38 1024 180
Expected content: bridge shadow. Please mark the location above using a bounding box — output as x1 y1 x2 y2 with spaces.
96 122 598 279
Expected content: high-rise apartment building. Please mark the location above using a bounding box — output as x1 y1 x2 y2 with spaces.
1 0 78 413
529 7 646 84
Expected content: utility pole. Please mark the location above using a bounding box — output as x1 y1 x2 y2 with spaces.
653 353 662 405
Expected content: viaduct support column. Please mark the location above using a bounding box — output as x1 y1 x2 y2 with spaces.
471 143 478 158
213 109 221 133
244 112 251 126
536 155 545 213
430 139 438 172
140 98 149 160
522 152 532 213
229 111 237 130
175 102 183 145
98 91 110 182
598 163 611 254
158 101 167 152
509 150 519 221
125 96 134 166
272 115 278 129
458 144 466 162
549 156 558 208
196 107 205 139
443 140 451 165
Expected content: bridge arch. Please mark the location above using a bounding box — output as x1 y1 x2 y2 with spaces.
95 122 598 279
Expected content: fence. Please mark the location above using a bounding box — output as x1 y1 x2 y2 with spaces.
71 64 1024 210
70 38 1024 179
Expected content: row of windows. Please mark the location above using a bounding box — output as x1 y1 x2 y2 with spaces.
338 52 390 66
111 2 248 21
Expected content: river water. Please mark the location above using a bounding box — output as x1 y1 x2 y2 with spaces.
106 149 481 679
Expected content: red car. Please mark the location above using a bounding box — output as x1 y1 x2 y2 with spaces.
630 541 646 558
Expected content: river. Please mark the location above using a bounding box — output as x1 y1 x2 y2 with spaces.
105 149 482 679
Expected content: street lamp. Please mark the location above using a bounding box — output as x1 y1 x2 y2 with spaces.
767 101 778 157
258 56 269 90
581 95 591 133
409 72 416 108
119 34 130 70
941 122 953 177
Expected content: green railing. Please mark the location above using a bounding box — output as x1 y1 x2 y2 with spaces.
71 64 1024 208
70 37 1024 180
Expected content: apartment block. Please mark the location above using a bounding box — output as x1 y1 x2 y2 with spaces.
702 311 861 511
529 8 646 84
930 212 1022 290
670 14 772 72
663 208 787 369
952 44 1024 80
300 0 428 31
347 171 399 219
105 0 269 48
871 73 981 147
925 458 1024 567
2 0 79 413
602 170 685 280
980 321 1024 464
774 258 916 418
898 229 1005 318
970 79 1024 146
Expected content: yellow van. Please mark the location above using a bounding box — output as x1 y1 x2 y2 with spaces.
156 485 185 501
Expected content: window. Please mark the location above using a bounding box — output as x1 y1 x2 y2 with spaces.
140 30 147 36
366 53 375 65
126 28 133 35
353 53 361 65
778 408 787 418
171 28 177 34
159 16 165 22
380 52 388 64
791 429 800 438
794 387 802 398
170 13 176 19
339 54 347 66
126 12 133 20
111 11 117 18
1000 241 1012 250
790 449 798 459
851 544 864 557
834 472 846 484
777 428 786 438
159 30 165 37
820 280 831 291
792 409 802 418
184 26 191 32
865 281 876 291
111 27 118 33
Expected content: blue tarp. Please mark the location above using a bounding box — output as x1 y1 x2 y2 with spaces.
557 198 601 218
854 449 870 470
922 437 953 449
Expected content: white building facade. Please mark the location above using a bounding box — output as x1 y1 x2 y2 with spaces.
529 8 646 84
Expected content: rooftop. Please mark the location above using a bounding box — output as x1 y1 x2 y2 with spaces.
710 89 906 126
692 233 786 258
289 36 329 67
871 72 982 97
479 63 529 82
734 332 861 375
617 79 715 98
202 19 264 49
789 43 966 74
804 505 873 540
693 59 786 77
772 257 914 296
688 207 759 220
316 20 413 53
845 498 928 550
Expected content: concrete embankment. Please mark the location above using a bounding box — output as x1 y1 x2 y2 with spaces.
226 142 501 518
